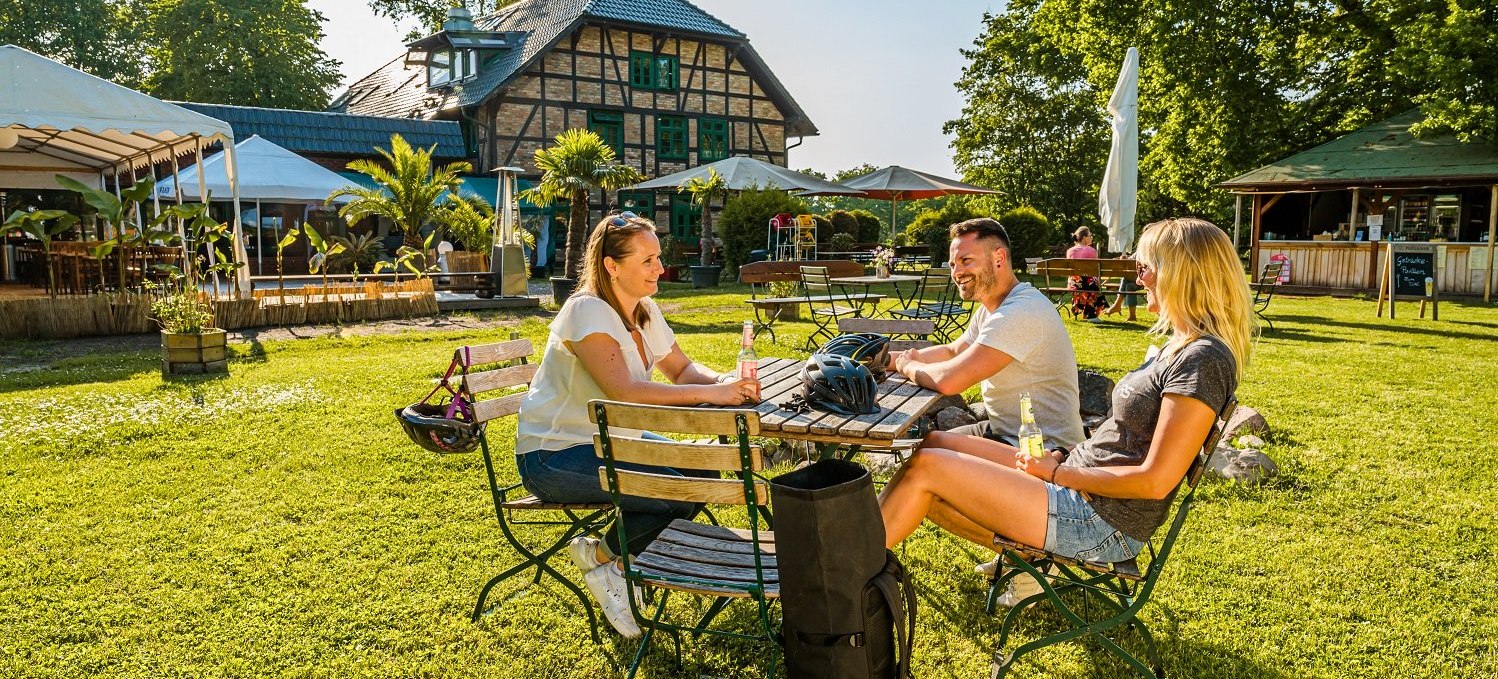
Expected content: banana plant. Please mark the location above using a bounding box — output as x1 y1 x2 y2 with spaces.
304 224 346 304
55 174 157 291
86 237 119 294
6 209 79 298
275 227 301 304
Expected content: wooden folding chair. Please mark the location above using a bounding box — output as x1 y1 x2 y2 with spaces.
985 396 1238 678
1252 262 1285 331
463 337 615 644
590 400 779 679
837 317 936 353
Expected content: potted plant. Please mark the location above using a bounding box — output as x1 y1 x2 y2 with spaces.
150 271 225 376
521 128 642 301
659 233 683 282
680 167 728 288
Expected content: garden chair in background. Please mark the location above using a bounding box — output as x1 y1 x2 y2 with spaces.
890 267 967 342
462 336 615 644
984 396 1238 678
800 265 862 350
590 400 779 679
1252 261 1285 331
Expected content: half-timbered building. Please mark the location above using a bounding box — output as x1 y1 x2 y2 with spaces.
328 0 818 244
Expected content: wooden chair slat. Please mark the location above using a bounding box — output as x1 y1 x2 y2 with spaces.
838 317 935 336
500 494 612 511
464 363 538 396
599 468 766 505
646 537 779 569
657 522 777 555
592 434 763 471
633 551 778 584
587 401 761 437
992 534 1143 581
888 339 934 352
473 392 525 423
458 339 532 368
632 563 781 598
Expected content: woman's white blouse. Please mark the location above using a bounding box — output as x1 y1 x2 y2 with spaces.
515 294 676 454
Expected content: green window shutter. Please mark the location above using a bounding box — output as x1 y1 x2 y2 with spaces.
617 190 655 218
629 52 655 88
656 115 687 160
655 55 678 91
698 117 727 162
670 193 699 243
588 110 624 156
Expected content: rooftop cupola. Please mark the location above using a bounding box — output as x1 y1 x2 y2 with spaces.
404 6 523 88
443 7 475 32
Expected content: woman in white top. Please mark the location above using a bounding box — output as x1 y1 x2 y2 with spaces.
514 211 760 637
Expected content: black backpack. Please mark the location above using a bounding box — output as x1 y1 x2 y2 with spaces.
770 459 917 678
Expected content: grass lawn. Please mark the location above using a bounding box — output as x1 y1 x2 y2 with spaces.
2 283 1496 678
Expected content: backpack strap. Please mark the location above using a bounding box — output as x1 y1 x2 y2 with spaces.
873 551 917 679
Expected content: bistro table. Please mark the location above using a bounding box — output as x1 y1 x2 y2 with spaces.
830 274 924 312
727 356 943 461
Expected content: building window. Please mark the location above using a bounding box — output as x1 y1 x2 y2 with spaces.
698 118 728 162
670 193 700 243
427 48 477 87
588 110 624 156
618 191 655 218
656 115 688 160
629 51 678 91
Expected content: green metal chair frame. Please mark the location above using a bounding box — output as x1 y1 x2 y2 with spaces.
984 396 1238 678
1252 262 1285 331
800 265 863 350
462 337 615 644
590 400 779 679
890 268 968 342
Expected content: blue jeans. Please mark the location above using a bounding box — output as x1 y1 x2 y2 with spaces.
517 432 716 557
1044 484 1145 564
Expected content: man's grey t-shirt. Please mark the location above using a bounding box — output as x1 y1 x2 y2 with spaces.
1065 337 1237 541
961 282 1084 449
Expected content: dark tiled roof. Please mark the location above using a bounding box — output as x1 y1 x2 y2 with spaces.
172 101 467 158
328 0 815 137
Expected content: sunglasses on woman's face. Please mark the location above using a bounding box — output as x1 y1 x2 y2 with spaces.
607 211 638 228
1136 261 1155 279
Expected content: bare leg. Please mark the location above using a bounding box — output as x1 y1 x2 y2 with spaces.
879 447 1048 550
928 499 1004 552
921 430 1021 468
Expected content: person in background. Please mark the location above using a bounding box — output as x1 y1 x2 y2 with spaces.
1066 226 1108 321
514 212 760 639
878 218 1251 600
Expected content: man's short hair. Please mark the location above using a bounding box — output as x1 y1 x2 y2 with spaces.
949 217 1011 256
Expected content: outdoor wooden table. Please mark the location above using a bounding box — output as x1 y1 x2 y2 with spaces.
725 356 943 461
830 274 924 312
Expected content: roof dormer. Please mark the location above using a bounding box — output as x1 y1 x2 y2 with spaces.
404 6 523 88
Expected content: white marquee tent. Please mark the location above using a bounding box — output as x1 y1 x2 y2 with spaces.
0 44 248 290
160 135 355 203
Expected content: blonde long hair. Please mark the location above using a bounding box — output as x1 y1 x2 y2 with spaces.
577 213 656 330
1135 218 1254 379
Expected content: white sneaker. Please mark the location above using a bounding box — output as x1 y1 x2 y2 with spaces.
569 536 605 572
584 563 642 639
975 556 1003 578
994 568 1047 608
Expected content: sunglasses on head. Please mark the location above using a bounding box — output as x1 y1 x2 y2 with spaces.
607 211 638 228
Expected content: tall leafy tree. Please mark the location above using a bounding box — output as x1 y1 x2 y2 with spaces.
135 0 342 109
0 0 142 85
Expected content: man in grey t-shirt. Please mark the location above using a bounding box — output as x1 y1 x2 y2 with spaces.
890 218 1084 449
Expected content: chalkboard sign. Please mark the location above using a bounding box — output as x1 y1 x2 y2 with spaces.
1391 245 1435 298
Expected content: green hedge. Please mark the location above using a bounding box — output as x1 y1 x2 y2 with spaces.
997 205 1057 262
850 209 882 243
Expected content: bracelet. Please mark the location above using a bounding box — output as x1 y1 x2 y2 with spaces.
1048 465 1059 485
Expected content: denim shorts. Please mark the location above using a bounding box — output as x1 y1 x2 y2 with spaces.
1043 484 1145 564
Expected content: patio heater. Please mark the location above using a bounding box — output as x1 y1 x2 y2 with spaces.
487 166 528 297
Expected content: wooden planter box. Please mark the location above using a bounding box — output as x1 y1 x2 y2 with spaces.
162 329 228 376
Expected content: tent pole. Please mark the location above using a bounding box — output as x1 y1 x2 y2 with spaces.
255 199 262 277
112 169 122 239
1486 184 1495 302
170 151 186 253
196 144 220 296
225 140 249 297
1232 194 1242 255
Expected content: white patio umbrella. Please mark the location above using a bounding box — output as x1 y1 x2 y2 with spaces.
1098 47 1139 255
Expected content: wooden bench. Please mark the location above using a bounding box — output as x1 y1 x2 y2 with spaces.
1033 258 1146 316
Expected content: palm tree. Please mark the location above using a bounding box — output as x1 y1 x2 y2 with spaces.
520 128 642 280
329 134 471 250
679 167 728 266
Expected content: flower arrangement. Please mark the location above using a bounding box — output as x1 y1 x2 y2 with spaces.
872 246 895 276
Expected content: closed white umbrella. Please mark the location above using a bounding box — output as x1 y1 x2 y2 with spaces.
1098 47 1139 254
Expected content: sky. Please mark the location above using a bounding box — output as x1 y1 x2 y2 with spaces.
305 0 998 178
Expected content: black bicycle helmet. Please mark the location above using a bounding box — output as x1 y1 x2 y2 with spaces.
818 333 891 379
802 353 879 416
396 402 484 454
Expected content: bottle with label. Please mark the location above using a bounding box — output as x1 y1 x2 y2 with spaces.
737 320 758 381
1017 391 1045 459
